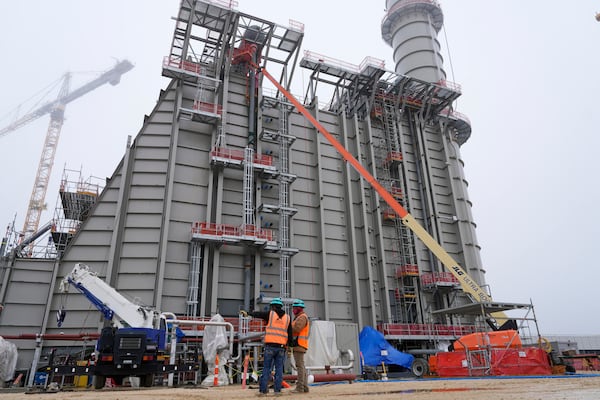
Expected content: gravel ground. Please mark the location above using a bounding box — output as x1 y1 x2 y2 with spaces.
1 374 600 400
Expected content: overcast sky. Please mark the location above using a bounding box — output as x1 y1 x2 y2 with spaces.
1 1 599 336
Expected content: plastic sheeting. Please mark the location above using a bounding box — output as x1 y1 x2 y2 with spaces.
0 337 17 382
303 320 341 368
200 314 230 386
358 326 414 369
435 347 552 376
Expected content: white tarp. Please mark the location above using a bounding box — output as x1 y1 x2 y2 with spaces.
0 337 17 383
302 320 340 368
200 314 230 386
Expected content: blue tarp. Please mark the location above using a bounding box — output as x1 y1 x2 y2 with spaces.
359 326 414 369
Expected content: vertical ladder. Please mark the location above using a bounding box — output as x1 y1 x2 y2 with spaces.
278 98 291 305
243 147 255 228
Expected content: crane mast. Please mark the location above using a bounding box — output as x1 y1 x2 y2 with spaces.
0 60 134 243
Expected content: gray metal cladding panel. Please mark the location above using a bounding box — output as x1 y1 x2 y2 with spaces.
291 236 320 252
135 147 170 160
291 192 317 209
6 259 53 272
323 222 348 239
328 302 353 320
161 297 186 315
293 266 321 282
62 246 110 261
320 182 346 198
120 243 159 258
165 221 194 242
130 171 168 186
320 168 344 184
169 201 206 222
132 159 169 173
176 147 209 168
173 164 210 187
80 216 115 230
324 210 346 225
129 186 167 200
324 252 351 266
218 282 245 299
289 219 319 236
127 199 164 213
221 201 243 217
72 231 113 246
125 213 163 228
320 196 346 211
97 186 121 204
0 304 45 327
227 113 250 129
147 111 176 124
159 278 189 297
119 259 157 274
5 281 49 303
136 134 171 147
115 274 157 292
162 261 189 280
172 183 208 207
122 228 161 243
219 266 245 284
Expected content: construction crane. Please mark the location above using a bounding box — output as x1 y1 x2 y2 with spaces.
0 60 134 243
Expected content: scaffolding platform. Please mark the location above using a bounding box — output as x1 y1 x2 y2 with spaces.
420 271 461 291
210 146 277 174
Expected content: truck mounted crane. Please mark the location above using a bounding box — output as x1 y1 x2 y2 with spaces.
59 263 170 388
0 60 133 245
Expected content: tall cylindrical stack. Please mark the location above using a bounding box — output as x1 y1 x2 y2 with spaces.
382 0 445 82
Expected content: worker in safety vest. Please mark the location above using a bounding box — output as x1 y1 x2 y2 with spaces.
249 297 292 396
291 299 310 393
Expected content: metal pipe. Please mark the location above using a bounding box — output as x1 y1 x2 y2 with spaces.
27 334 43 388
283 373 357 383
2 333 99 341
290 349 355 373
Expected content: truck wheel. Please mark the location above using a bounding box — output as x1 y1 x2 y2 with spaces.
411 358 429 377
142 373 154 387
94 375 106 389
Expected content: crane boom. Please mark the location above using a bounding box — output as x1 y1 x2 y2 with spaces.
257 65 493 303
0 60 134 138
60 263 160 329
1 60 134 242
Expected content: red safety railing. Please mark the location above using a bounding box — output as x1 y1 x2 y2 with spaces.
210 147 273 166
420 271 460 286
193 100 223 116
288 19 305 33
192 222 274 242
378 323 478 337
396 264 419 277
163 56 203 75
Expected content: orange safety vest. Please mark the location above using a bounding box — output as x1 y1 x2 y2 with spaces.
264 310 290 346
293 313 310 349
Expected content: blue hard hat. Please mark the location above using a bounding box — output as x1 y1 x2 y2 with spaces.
270 297 283 306
292 299 305 308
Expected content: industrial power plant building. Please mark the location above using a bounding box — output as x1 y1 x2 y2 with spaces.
0 0 525 376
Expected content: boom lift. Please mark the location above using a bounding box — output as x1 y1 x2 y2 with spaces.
60 263 170 388
0 60 133 245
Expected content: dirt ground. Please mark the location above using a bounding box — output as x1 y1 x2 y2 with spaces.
1 374 600 400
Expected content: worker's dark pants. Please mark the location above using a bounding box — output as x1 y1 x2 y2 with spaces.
260 345 286 393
